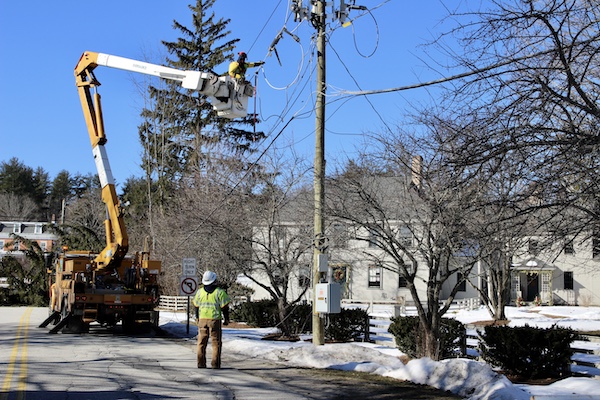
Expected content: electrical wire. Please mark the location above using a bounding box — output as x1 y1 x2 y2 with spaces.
262 36 307 90
161 1 398 256
247 0 286 54
327 37 394 135
348 8 379 58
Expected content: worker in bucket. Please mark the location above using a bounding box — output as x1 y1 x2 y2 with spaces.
228 51 264 82
192 270 231 369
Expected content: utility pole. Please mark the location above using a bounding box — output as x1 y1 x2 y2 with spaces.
312 0 327 346
288 0 360 346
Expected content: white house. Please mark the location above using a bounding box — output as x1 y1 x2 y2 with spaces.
244 220 600 307
508 234 600 306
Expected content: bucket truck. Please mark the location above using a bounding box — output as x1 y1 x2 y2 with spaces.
40 51 255 333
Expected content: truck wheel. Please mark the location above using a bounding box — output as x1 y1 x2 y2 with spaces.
122 311 136 334
62 315 89 334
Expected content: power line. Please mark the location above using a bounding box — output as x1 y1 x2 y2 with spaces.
247 0 286 54
336 50 556 97
327 37 393 134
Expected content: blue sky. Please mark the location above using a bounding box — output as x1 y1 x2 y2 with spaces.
0 1 464 187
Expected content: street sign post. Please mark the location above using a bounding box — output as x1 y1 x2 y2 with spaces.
179 272 198 336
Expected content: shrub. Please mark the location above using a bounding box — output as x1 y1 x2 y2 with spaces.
231 299 278 328
231 302 369 341
231 300 312 334
479 324 575 380
388 316 466 359
325 308 369 342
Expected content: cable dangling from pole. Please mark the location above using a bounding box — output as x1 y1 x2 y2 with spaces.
253 73 258 135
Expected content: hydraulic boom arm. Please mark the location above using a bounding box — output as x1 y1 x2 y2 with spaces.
74 51 253 272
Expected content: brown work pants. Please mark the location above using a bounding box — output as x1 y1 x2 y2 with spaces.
197 318 222 368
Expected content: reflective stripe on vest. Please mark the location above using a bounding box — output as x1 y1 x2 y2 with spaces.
193 288 230 320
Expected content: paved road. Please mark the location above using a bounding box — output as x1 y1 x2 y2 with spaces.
1 307 461 399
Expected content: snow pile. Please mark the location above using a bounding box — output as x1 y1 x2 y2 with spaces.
160 307 600 400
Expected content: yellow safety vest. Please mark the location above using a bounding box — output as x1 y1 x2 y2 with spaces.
193 287 230 320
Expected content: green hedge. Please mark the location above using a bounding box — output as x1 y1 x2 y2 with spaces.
232 301 368 341
231 299 279 328
326 308 369 342
479 324 575 379
388 316 466 359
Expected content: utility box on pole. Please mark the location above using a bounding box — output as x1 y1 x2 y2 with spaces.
315 283 341 314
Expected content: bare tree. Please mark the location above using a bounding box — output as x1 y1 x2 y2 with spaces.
327 136 480 360
433 0 600 233
0 193 38 221
149 166 250 296
228 150 314 337
398 0 600 319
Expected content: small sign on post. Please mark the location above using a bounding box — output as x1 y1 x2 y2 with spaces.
181 258 198 336
180 276 198 296
182 258 197 277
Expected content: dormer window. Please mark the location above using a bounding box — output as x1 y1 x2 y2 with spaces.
13 224 21 234
34 224 43 234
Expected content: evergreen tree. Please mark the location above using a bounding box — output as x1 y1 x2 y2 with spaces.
0 158 36 197
0 158 49 220
139 0 265 201
32 167 50 209
0 237 49 306
49 170 73 222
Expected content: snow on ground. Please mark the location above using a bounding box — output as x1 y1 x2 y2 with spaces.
159 306 600 400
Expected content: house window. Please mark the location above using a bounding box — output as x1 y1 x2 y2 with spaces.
398 274 407 288
398 260 413 288
564 271 574 290
298 265 311 288
12 240 20 251
273 225 287 247
13 224 21 234
457 272 467 292
564 241 574 255
0 240 4 250
40 241 47 251
368 229 378 248
34 224 43 234
397 225 412 247
528 240 538 255
330 223 348 248
593 233 600 259
368 265 382 288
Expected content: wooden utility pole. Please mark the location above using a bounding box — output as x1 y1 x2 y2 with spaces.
312 0 327 346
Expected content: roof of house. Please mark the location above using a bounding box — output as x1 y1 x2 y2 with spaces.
0 221 59 241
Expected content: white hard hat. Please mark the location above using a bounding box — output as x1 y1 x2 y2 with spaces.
202 270 217 285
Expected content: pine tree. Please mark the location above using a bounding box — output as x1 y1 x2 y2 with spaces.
0 158 49 220
139 0 265 199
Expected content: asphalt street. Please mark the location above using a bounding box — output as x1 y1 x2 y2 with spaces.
0 307 460 399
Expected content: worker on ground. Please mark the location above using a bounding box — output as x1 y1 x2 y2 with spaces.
228 51 264 82
192 270 231 369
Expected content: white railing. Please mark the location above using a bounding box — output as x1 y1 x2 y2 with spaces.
158 295 190 311
455 297 480 311
342 297 481 317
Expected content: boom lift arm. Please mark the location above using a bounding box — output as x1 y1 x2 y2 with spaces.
74 51 254 272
